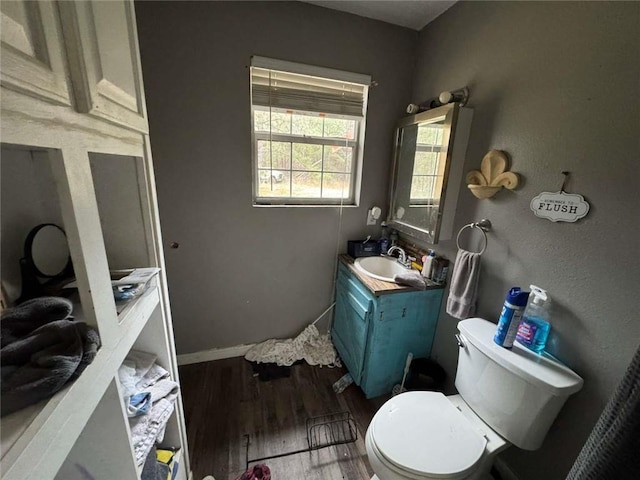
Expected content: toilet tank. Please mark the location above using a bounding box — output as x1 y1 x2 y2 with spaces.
455 318 583 450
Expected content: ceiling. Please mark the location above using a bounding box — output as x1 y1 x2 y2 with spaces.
303 1 457 31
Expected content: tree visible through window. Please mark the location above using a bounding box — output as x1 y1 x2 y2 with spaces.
250 57 370 205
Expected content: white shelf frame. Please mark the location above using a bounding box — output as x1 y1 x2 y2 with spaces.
0 2 191 477
1 287 161 480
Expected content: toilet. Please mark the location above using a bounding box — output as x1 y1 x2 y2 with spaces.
365 318 583 480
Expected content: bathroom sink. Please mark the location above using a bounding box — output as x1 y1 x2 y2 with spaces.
354 256 409 283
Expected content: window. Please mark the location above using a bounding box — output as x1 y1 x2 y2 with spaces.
250 57 370 205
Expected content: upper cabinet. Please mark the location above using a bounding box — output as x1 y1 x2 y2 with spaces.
1 0 148 133
58 0 149 133
0 0 71 105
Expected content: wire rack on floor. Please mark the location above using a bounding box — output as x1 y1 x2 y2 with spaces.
245 411 358 469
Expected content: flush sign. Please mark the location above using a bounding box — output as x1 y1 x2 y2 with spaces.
530 191 590 222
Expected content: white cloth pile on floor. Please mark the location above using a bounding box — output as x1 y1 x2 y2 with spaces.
244 324 341 367
118 350 179 466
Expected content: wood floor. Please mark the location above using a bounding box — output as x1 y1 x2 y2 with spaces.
179 357 389 480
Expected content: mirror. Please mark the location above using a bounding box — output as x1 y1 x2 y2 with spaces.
17 223 73 303
388 103 471 244
31 225 70 276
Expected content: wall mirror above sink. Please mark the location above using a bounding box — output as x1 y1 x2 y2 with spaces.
388 103 473 244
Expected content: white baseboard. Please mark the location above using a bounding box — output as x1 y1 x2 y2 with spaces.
177 343 255 366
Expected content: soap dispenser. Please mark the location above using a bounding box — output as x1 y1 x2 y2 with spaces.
516 285 551 354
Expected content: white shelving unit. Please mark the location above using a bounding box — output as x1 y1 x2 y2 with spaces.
0 1 190 479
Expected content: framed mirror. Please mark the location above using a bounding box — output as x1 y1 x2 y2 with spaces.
17 223 73 303
388 103 472 244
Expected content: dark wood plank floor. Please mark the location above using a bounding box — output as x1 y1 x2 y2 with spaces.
179 357 389 480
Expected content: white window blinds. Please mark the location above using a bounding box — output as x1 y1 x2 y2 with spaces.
250 56 370 118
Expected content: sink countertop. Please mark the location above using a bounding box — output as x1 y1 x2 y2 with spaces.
338 255 444 297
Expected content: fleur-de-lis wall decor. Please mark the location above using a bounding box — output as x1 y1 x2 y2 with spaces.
466 150 519 199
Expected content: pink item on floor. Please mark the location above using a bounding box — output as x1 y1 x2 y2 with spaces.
236 464 271 480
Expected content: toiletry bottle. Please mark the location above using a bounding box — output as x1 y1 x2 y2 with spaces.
434 257 450 284
494 287 530 348
422 250 436 279
379 222 389 253
516 285 551 354
390 229 399 247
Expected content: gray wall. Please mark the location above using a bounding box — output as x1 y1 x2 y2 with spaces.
412 2 640 479
135 1 416 354
1 147 64 302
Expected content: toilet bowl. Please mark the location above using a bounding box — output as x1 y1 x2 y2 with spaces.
365 392 508 480
365 318 584 480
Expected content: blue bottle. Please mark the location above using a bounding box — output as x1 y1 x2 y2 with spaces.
516 285 551 354
494 287 530 348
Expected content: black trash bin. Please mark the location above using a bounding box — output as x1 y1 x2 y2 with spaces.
405 358 446 392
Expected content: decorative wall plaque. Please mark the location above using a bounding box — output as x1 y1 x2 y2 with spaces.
530 172 590 222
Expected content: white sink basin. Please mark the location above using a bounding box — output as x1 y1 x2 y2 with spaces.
354 256 409 283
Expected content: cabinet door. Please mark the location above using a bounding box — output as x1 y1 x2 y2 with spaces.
361 289 444 398
332 273 373 385
58 0 148 132
0 0 71 105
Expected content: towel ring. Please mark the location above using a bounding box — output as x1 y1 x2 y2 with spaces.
456 219 492 255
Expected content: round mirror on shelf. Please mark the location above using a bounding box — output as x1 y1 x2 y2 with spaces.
29 224 71 277
17 223 73 303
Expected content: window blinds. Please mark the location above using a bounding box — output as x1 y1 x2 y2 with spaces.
250 57 370 118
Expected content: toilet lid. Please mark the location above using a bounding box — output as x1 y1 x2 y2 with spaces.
370 392 487 479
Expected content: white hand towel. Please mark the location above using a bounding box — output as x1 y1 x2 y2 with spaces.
446 249 481 319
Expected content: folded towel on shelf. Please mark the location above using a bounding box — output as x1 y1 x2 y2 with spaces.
446 249 482 320
1 296 73 348
131 393 179 466
130 366 179 466
393 271 427 290
118 350 159 417
119 351 180 466
1 316 101 416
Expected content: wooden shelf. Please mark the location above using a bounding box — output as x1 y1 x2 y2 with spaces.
0 286 160 480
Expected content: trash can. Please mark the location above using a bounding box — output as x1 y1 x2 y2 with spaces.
405 358 446 392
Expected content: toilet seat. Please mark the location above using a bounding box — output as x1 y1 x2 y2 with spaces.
369 392 487 479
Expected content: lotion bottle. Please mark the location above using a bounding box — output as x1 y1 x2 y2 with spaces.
422 250 436 279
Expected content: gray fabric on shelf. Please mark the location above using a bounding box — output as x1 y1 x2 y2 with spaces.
0 297 100 417
1 296 73 348
566 344 640 480
446 249 481 320
141 445 170 480
393 271 427 290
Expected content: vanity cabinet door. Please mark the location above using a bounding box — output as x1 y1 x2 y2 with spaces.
361 290 443 398
58 0 148 132
1 0 71 105
332 268 373 385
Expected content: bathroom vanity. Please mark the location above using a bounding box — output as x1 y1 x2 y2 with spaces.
332 256 444 398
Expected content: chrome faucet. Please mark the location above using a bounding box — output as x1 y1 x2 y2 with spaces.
387 246 411 268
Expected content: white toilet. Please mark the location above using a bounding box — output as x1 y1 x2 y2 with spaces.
365 317 583 480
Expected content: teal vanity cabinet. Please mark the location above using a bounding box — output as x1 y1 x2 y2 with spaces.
331 259 444 399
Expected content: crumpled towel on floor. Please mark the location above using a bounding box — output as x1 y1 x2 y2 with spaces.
244 324 340 367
